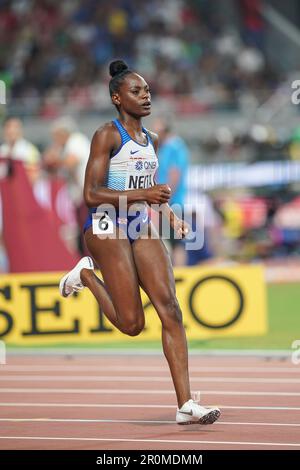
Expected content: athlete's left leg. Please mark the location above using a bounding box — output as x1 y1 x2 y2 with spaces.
132 227 191 408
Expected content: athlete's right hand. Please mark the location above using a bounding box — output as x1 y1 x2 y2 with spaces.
144 184 171 204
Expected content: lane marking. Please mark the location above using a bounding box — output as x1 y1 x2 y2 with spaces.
0 388 300 396
0 418 300 427
0 436 299 448
1 402 300 411
1 375 300 384
2 365 299 374
3 348 294 357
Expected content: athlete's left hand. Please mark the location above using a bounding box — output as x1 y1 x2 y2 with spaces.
172 217 191 239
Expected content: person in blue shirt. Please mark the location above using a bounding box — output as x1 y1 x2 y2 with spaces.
154 118 189 264
155 119 189 207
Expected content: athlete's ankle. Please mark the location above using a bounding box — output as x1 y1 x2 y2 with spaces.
178 396 192 409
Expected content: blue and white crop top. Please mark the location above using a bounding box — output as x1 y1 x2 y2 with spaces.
106 119 158 191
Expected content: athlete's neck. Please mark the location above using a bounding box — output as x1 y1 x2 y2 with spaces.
118 113 143 134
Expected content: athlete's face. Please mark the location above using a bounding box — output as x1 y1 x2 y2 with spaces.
112 73 151 117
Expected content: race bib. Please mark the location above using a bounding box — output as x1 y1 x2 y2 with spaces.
92 211 114 235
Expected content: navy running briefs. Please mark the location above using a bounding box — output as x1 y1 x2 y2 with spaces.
83 206 150 244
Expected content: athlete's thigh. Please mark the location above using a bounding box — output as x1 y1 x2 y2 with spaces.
84 227 144 320
132 224 177 310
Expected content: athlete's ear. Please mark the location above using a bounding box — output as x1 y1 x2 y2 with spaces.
111 92 121 107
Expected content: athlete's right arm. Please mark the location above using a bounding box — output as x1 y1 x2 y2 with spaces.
84 125 171 208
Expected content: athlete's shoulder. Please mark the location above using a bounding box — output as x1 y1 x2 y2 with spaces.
93 121 119 139
91 122 121 151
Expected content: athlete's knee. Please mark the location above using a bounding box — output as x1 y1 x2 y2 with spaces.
159 296 183 328
120 317 145 337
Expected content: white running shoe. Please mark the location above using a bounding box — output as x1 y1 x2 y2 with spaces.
59 256 94 298
176 399 221 425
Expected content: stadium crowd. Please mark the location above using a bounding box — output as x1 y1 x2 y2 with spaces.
0 0 280 116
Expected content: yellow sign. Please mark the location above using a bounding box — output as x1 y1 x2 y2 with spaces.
0 265 267 345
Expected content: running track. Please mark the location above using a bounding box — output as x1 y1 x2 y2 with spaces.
0 352 300 450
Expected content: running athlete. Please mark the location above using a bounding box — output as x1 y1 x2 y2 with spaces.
59 60 221 425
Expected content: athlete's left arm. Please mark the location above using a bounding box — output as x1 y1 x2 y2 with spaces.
149 130 190 239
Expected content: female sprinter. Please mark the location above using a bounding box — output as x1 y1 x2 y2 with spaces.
59 60 220 425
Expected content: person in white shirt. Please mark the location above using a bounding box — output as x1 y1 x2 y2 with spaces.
43 116 90 253
43 116 90 205
0 117 41 184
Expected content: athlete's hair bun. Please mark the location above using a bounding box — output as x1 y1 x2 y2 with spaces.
109 60 129 78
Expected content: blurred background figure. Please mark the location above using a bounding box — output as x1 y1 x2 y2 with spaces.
44 117 90 205
154 118 189 265
185 192 223 266
0 117 40 185
0 117 41 271
43 116 90 253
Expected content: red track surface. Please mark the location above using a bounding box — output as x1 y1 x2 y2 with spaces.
0 353 300 450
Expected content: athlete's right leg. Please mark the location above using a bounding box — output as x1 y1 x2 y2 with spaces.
80 227 145 337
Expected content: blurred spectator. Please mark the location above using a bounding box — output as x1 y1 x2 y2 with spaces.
43 116 90 204
238 0 265 50
0 117 41 184
154 117 189 265
289 126 300 161
43 116 90 252
185 193 223 266
155 118 189 207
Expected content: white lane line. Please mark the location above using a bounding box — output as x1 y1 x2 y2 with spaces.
0 388 300 396
1 403 300 411
0 418 300 427
2 366 300 373
1 375 300 384
0 436 299 448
